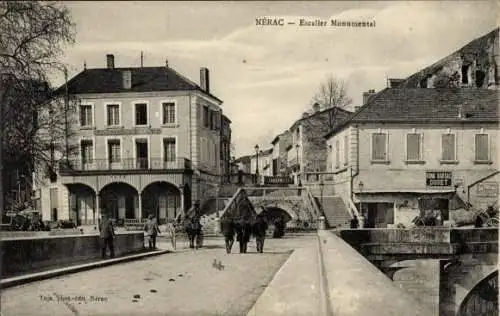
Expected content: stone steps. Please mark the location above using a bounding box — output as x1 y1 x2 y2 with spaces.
318 196 352 229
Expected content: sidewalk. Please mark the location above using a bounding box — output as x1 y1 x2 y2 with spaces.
247 237 323 316
1 248 169 289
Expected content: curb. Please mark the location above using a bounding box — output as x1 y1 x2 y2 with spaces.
1 249 169 289
316 232 334 316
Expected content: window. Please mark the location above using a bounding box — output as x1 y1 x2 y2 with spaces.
210 111 214 130
372 133 387 161
343 135 349 165
81 140 93 164
203 106 209 128
441 134 456 161
475 134 489 161
335 140 340 168
106 104 120 126
108 139 121 163
461 65 470 84
80 105 93 127
163 138 176 162
162 102 176 124
135 103 148 125
406 133 422 161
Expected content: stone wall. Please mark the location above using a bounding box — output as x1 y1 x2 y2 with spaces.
1 232 144 277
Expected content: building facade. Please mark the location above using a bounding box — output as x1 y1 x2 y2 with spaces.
325 88 499 228
271 130 292 176
250 148 273 177
399 28 499 90
34 55 230 225
287 107 352 181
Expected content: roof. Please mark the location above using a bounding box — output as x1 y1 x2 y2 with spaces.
290 106 352 131
325 88 500 138
399 28 499 88
56 66 223 103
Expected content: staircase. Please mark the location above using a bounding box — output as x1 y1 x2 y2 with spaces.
318 196 352 229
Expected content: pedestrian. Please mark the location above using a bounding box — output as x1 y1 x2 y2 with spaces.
350 215 359 229
220 217 235 254
253 214 268 253
235 220 251 253
166 219 177 250
144 214 161 250
99 213 115 259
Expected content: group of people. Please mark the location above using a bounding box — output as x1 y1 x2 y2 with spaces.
220 214 269 254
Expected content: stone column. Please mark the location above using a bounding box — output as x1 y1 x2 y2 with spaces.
137 194 142 220
95 195 100 225
179 187 184 215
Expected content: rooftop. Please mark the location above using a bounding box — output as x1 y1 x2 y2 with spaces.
56 66 222 103
325 88 500 138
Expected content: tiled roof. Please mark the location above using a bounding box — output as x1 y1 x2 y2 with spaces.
290 106 352 131
325 88 500 138
56 66 222 102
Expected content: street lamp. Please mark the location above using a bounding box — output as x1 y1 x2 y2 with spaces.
295 144 300 172
319 178 325 209
255 144 260 185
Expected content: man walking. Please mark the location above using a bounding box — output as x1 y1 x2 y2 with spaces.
144 214 161 250
253 214 268 253
99 213 115 259
220 217 235 254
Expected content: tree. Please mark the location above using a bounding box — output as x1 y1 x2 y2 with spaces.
432 70 461 89
0 1 75 212
310 75 353 130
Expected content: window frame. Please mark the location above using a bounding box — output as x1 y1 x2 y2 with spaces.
79 103 94 128
105 102 122 127
440 132 458 164
79 137 95 167
161 100 178 126
474 133 491 163
105 136 123 166
203 106 209 128
370 131 390 163
405 131 425 164
162 136 178 164
133 101 149 126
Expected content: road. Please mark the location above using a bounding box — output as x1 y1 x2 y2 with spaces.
1 233 316 316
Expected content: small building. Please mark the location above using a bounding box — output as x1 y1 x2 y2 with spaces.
324 88 499 228
271 130 292 176
250 148 273 177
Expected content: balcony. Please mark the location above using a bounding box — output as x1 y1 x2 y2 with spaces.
59 157 192 175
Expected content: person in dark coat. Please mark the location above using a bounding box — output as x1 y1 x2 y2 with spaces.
99 213 115 259
235 220 252 253
144 214 161 250
253 214 268 253
220 217 235 254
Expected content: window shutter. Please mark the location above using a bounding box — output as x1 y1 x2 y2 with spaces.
372 133 386 160
475 134 489 161
442 134 455 161
407 134 421 160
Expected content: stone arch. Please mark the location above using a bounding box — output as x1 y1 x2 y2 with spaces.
99 182 139 222
141 181 181 223
458 270 498 316
64 183 97 225
250 200 299 221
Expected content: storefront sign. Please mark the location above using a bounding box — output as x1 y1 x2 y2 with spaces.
477 182 499 197
426 172 452 187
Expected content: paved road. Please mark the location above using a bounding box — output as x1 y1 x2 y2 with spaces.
1 233 316 316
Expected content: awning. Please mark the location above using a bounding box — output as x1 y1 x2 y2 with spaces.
355 189 456 194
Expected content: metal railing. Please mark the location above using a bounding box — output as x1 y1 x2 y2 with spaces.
59 157 192 172
264 175 294 185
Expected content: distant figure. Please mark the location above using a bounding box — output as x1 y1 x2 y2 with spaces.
235 220 252 253
220 217 235 254
253 214 268 253
350 215 359 229
166 219 177 250
144 214 161 250
99 213 115 259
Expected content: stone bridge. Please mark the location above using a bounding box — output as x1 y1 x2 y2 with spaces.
248 195 315 224
336 228 498 316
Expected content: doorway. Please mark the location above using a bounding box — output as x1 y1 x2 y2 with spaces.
136 139 149 169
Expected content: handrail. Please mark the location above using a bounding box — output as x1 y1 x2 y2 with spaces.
345 197 360 219
305 187 321 219
218 187 244 219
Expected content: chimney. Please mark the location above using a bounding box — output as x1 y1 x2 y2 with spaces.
312 102 321 113
106 54 115 69
200 67 210 93
122 70 132 89
363 89 376 104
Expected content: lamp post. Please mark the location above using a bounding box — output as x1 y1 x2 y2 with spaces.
255 144 260 185
319 178 324 208
358 181 364 228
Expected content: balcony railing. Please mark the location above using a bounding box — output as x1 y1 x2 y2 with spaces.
59 157 192 172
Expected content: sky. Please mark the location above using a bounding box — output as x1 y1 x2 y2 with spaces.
52 1 498 157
